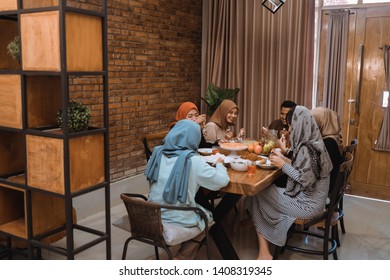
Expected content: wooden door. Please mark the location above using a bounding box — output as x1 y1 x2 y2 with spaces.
318 6 390 201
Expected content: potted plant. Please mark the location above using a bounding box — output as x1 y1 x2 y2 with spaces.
56 101 91 132
201 83 240 116
27 101 104 194
6 36 20 61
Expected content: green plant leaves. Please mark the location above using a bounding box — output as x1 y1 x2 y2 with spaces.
56 102 91 132
7 36 20 60
202 83 240 116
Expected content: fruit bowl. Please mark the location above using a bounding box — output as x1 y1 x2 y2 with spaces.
261 140 276 154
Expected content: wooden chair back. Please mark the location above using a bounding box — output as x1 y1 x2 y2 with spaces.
141 130 169 161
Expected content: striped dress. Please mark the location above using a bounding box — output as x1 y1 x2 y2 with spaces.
245 147 330 247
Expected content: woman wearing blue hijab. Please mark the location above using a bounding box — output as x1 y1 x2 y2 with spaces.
145 119 229 259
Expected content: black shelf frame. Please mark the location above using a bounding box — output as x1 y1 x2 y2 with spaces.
0 0 111 260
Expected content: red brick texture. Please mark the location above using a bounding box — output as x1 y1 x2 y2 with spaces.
69 0 203 182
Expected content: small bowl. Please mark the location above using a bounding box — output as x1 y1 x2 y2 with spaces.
230 160 248 172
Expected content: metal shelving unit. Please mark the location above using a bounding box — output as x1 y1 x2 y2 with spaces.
0 0 110 260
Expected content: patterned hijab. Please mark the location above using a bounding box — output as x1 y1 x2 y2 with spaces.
311 107 343 148
209 99 239 129
285 106 333 196
144 119 201 203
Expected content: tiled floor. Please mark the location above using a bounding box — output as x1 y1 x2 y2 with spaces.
40 194 390 260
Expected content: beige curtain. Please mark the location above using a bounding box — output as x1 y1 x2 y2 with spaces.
374 45 390 152
322 9 349 118
201 0 315 139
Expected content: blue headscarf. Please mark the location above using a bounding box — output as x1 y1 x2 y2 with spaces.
144 119 201 203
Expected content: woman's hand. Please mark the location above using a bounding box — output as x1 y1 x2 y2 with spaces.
277 134 287 154
225 128 234 139
270 148 291 167
215 157 224 164
195 114 206 128
269 153 286 168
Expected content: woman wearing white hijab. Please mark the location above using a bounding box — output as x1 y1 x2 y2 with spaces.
145 119 229 259
246 106 333 260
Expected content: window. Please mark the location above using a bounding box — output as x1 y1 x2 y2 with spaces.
324 0 390 5
324 0 358 5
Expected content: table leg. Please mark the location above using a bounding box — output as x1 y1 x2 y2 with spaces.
210 193 242 260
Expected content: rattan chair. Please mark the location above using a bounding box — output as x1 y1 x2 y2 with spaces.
273 152 354 260
120 193 211 260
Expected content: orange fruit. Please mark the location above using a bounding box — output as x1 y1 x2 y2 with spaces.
247 143 254 152
254 144 263 154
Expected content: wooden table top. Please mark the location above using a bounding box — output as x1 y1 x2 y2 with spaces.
220 166 283 196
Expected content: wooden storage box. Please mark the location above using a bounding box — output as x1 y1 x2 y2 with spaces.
0 75 22 129
0 175 66 239
0 0 17 12
26 76 62 128
0 131 24 177
23 0 59 9
0 19 19 70
0 0 59 11
26 130 105 194
20 11 103 72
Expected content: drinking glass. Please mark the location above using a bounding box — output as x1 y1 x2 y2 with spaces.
247 161 256 176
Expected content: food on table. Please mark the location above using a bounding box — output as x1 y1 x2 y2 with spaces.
239 151 261 162
253 144 263 154
262 140 276 154
219 142 247 150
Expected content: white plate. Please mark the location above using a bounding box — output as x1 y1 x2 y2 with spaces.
198 148 212 155
256 156 277 169
200 154 233 164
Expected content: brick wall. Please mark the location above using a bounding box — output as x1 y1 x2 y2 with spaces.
70 0 203 182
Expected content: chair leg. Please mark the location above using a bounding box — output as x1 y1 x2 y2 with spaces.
323 227 330 260
161 246 173 259
339 197 346 234
154 246 160 260
333 248 338 260
340 217 346 234
332 224 340 247
122 237 133 260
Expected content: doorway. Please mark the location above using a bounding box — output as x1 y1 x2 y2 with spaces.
317 5 390 200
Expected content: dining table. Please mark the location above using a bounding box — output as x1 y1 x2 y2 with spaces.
198 154 283 260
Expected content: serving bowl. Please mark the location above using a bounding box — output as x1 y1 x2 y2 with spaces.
230 160 248 172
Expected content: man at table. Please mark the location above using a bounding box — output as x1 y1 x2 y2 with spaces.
262 100 297 139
